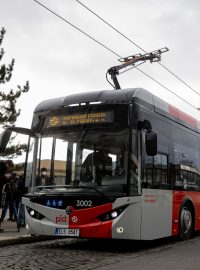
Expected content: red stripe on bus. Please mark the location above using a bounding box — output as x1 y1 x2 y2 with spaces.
168 105 197 128
68 203 112 238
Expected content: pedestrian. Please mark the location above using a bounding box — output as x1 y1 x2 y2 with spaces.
0 161 8 232
36 167 53 187
4 160 15 221
0 174 18 226
12 172 21 209
0 161 7 204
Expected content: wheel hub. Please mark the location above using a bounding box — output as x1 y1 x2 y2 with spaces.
181 208 192 231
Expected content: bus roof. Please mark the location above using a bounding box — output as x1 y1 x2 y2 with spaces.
34 88 200 133
34 88 145 113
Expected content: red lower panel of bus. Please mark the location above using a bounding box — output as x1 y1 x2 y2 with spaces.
172 191 200 236
68 203 112 238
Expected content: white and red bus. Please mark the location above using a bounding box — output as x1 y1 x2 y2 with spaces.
1 88 200 240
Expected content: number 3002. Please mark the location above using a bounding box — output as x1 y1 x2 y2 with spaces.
76 200 92 207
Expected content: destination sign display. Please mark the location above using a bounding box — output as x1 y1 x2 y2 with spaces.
46 111 113 128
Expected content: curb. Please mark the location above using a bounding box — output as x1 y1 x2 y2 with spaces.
0 235 58 247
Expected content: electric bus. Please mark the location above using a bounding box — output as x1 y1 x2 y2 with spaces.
1 87 200 240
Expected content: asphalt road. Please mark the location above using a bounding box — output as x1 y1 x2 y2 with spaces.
1 234 200 270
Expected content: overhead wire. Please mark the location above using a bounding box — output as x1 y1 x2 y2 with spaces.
158 62 200 97
75 0 200 98
33 0 121 58
135 67 198 110
33 0 199 111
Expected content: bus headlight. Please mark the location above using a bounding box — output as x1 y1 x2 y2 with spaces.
26 207 44 220
111 211 118 219
30 210 35 216
98 205 127 222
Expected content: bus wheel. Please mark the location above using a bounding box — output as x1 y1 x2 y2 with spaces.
179 204 193 241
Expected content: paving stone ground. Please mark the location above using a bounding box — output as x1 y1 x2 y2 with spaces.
1 217 200 270
0 235 193 270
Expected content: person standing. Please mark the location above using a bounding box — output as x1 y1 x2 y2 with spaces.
0 161 7 205
0 161 7 232
0 174 18 225
4 160 15 221
36 167 53 187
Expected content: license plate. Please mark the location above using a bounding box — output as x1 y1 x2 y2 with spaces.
55 228 80 237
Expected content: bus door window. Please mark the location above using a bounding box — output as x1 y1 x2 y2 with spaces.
115 145 125 176
25 137 37 190
81 148 94 183
37 137 53 180
53 139 68 185
73 143 83 184
130 130 139 195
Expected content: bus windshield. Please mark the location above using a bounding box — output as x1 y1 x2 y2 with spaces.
31 129 132 198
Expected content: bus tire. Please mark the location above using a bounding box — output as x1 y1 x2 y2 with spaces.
179 204 193 241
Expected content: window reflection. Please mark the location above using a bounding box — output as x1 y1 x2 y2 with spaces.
143 153 169 189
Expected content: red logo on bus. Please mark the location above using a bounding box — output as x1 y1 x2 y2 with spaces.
56 215 67 224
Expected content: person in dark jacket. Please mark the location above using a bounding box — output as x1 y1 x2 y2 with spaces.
14 173 26 226
0 161 7 204
0 161 8 232
0 174 18 224
4 160 15 221
36 167 53 187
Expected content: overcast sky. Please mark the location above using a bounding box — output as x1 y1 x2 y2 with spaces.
1 0 200 130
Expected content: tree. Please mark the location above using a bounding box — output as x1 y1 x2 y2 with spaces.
0 27 29 158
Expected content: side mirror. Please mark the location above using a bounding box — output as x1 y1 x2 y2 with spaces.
145 131 157 156
0 130 12 152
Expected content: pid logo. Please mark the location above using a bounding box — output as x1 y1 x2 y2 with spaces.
56 215 67 224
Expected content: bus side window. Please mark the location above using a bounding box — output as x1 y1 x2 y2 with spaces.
143 156 153 188
143 153 169 189
194 173 200 191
